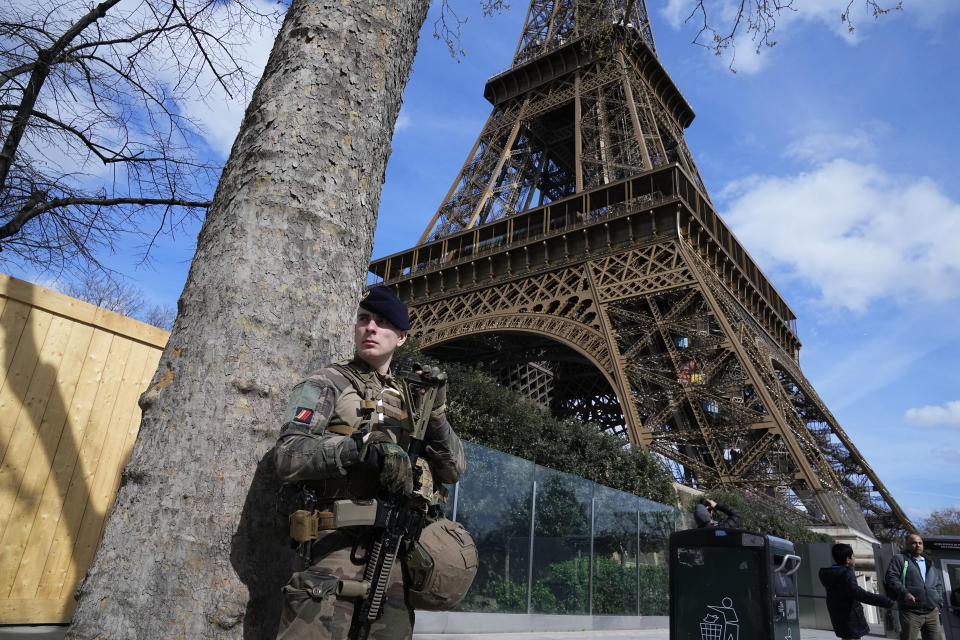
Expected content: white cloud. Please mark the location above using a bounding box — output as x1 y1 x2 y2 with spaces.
660 0 693 30
784 128 879 162
395 110 412 132
904 0 960 30
905 401 960 427
719 159 960 311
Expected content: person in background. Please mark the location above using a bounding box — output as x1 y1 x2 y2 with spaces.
884 534 945 640
693 498 741 529
820 543 894 640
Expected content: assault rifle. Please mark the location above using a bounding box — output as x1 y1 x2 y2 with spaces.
341 367 443 640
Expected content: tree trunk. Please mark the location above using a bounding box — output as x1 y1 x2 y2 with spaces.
67 1 430 637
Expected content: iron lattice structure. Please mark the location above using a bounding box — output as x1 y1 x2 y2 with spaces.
370 0 912 538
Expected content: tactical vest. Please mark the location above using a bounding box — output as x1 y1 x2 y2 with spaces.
315 360 443 505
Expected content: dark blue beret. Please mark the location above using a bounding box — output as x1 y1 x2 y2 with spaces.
359 286 410 331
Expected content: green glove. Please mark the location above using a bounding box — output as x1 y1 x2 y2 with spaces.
360 431 413 495
414 364 447 386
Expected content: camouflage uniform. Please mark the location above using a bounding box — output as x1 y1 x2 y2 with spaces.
275 357 465 640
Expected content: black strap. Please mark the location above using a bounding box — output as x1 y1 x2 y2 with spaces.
309 530 362 563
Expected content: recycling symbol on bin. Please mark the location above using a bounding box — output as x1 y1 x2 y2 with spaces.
700 597 739 640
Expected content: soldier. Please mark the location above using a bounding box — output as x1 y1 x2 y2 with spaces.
274 286 467 640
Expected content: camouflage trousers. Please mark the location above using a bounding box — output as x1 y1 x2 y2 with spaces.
276 535 414 640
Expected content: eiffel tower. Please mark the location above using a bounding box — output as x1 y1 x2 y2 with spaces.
369 0 912 538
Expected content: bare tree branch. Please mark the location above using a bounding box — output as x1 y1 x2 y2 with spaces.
682 0 902 71
433 0 509 59
0 195 210 241
0 0 282 275
0 0 124 188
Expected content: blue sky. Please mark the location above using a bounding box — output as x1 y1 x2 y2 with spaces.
7 0 959 523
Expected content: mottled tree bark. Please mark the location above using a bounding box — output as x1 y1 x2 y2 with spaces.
67 1 430 637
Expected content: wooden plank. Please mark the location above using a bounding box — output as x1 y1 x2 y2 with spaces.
0 308 53 462
5 323 95 600
32 334 130 602
92 306 170 349
0 298 30 390
0 597 75 624
0 274 97 326
0 313 71 549
28 329 113 605
0 273 169 348
65 338 152 595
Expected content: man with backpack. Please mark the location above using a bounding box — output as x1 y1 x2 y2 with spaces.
884 534 945 640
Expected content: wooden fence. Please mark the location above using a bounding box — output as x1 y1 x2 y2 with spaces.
0 273 169 624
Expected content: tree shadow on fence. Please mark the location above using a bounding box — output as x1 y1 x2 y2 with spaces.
0 283 102 619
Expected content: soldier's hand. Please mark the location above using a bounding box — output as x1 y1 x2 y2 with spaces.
414 364 447 386
414 363 447 415
360 431 413 495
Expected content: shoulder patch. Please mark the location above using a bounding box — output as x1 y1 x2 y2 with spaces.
293 407 314 424
282 379 327 426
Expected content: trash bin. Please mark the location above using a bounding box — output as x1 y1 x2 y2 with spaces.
670 528 802 640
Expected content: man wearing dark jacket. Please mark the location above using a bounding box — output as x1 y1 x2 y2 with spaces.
884 534 945 640
694 498 741 528
820 543 894 639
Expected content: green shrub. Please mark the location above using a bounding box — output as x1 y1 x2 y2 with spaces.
638 563 668 615
486 556 668 615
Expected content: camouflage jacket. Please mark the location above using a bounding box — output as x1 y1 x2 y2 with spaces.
275 357 466 499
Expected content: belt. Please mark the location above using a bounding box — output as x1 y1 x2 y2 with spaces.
326 424 356 436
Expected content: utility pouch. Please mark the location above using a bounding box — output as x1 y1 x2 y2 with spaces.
289 509 320 542
279 569 340 628
332 499 378 528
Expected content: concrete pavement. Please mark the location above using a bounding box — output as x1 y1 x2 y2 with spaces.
0 624 851 640
413 627 844 640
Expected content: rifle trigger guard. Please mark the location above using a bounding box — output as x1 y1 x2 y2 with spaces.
350 535 369 565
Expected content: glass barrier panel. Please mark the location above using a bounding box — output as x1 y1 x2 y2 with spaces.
530 466 594 615
638 499 676 615
592 485 640 615
453 441 535 613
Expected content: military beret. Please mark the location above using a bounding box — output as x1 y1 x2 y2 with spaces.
359 286 410 331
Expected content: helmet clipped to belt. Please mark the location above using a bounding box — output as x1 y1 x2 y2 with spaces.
404 518 478 611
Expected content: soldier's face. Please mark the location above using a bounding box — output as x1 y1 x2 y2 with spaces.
355 309 407 367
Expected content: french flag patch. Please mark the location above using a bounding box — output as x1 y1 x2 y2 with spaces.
294 407 314 424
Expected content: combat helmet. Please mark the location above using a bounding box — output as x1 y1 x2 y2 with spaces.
405 518 478 610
